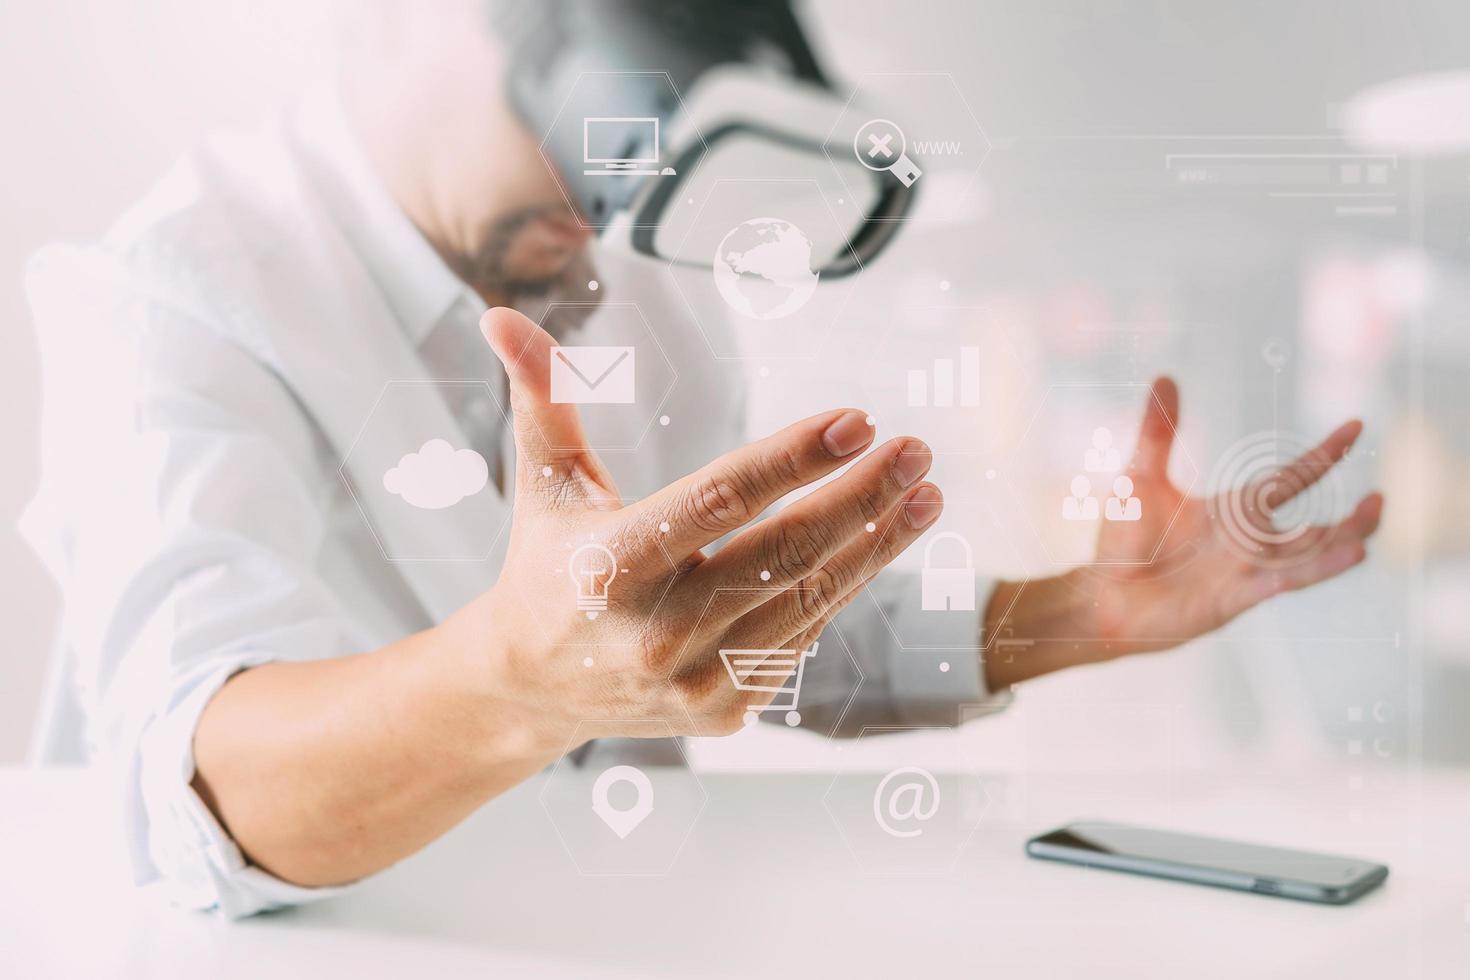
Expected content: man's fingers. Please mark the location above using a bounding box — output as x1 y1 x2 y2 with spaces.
1220 491 1383 620
1128 376 1180 478
1258 419 1363 511
1333 491 1385 543
1256 539 1367 599
625 409 877 556
480 307 617 505
677 438 932 627
674 487 932 733
713 485 944 653
1288 491 1384 573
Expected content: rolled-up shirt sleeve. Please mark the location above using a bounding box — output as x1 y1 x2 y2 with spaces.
776 571 1014 737
136 654 351 916
23 246 357 916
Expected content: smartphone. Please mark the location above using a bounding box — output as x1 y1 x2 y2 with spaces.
1026 821 1388 905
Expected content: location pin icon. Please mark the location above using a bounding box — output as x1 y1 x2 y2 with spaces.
591 765 654 839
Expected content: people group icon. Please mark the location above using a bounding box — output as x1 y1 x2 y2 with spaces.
1062 428 1141 522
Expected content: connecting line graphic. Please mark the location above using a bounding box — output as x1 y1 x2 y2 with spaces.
1272 354 1280 458
993 626 1034 665
996 634 1400 646
978 626 1400 657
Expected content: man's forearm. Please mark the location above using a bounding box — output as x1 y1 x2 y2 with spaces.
191 595 558 887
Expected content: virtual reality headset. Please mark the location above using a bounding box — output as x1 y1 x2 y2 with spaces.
490 0 915 278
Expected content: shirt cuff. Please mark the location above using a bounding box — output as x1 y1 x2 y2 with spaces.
135 655 354 918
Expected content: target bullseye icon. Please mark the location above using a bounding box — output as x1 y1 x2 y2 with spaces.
1206 431 1342 567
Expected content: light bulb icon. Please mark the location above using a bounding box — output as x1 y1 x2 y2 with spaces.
570 542 618 619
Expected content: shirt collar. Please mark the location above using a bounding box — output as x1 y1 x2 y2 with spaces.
290 83 470 346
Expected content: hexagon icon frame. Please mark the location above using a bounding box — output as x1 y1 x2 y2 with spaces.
1005 382 1200 568
822 72 993 224
505 301 678 453
664 587 865 744
855 492 1029 655
821 726 990 877
536 71 710 232
664 178 865 362
339 379 513 562
538 718 708 877
856 304 1036 459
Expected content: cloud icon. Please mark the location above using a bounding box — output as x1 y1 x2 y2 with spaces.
383 438 489 510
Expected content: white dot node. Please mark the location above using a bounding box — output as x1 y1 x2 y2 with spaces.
760 570 772 582
865 522 876 533
587 279 599 292
582 657 594 668
939 280 951 291
659 415 670 426
939 662 951 672
659 521 671 533
541 466 553 477
865 415 875 426
985 468 997 480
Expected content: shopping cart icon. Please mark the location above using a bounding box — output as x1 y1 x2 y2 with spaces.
718 642 818 728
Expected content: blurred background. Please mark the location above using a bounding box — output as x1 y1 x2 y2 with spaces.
2 0 1465 789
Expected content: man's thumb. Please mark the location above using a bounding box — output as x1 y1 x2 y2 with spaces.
480 307 598 496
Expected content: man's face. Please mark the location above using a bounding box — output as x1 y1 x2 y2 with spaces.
468 198 594 298
461 95 597 298
348 2 597 301
405 5 593 301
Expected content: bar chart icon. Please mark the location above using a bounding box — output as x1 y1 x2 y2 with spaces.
907 346 981 407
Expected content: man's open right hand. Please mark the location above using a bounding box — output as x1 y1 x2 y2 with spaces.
444 308 944 748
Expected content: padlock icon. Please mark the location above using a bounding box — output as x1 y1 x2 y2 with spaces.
920 532 976 611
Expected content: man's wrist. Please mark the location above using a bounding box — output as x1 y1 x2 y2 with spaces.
981 570 1111 689
430 589 578 766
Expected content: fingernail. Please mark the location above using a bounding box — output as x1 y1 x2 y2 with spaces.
821 412 873 458
905 486 943 528
892 443 932 487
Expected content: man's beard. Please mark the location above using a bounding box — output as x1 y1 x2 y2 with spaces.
469 207 575 299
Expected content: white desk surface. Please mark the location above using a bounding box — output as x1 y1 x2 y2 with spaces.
3 764 1467 979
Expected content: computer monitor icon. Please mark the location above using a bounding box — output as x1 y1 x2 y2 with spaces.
582 117 677 178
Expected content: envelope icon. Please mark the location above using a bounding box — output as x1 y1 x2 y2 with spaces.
550 346 636 404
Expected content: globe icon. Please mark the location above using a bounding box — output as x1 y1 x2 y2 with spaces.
711 217 821 320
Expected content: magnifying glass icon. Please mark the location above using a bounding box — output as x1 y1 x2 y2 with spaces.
854 118 923 187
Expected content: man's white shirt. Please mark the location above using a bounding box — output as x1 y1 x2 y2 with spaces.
22 85 1007 917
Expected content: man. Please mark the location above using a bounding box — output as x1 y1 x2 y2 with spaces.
22 1 1382 917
